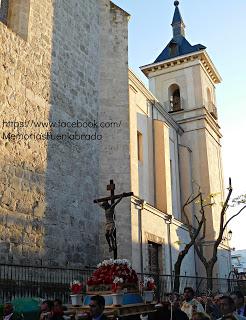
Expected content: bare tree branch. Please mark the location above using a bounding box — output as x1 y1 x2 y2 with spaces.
199 193 206 242
213 178 233 254
194 242 208 267
194 215 199 224
174 191 205 291
223 205 246 233
182 192 202 232
174 177 243 291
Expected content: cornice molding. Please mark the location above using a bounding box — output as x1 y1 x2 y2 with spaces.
140 50 222 85
171 106 222 139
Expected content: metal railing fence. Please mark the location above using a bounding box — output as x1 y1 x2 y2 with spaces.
1 263 246 303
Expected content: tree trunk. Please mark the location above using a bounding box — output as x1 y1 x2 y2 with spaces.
206 263 215 291
174 253 185 292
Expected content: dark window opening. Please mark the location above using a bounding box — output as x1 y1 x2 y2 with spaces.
172 88 181 111
148 241 161 273
168 84 182 112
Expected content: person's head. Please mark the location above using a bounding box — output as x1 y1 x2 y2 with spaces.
3 303 14 316
214 294 223 305
89 295 105 318
54 299 62 308
184 287 195 302
192 312 211 320
53 299 63 315
219 296 235 316
230 291 245 309
101 201 110 210
40 300 54 312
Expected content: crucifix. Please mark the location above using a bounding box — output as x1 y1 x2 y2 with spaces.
94 179 133 259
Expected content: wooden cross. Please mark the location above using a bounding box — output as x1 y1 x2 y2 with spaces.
94 179 133 259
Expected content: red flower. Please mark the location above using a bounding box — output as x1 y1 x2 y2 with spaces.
71 283 83 294
87 261 138 287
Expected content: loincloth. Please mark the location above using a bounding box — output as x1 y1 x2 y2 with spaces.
105 222 115 232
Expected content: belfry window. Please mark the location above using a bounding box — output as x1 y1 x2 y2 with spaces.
0 0 9 25
168 84 182 112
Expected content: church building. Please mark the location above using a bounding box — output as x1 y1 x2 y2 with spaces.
129 1 231 279
0 0 231 282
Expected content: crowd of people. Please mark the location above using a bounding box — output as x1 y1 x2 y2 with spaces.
2 299 70 320
1 288 246 320
148 287 246 320
1 295 107 320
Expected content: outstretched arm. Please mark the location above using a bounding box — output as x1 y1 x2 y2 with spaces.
110 193 126 210
95 200 109 209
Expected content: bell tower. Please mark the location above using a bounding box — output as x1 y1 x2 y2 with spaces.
141 1 227 275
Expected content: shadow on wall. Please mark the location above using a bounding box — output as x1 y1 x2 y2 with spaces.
44 0 101 266
0 0 132 266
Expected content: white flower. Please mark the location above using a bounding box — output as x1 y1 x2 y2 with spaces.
97 258 132 268
143 276 154 286
70 280 81 288
113 277 124 284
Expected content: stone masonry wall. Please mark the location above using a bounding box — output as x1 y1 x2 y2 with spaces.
0 0 101 266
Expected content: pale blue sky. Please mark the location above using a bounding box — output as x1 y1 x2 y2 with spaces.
113 0 246 250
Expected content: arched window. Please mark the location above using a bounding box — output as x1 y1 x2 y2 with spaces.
0 0 9 25
168 84 182 112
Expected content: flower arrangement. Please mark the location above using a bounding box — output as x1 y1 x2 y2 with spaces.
112 277 124 293
143 276 156 291
87 259 138 293
70 280 85 294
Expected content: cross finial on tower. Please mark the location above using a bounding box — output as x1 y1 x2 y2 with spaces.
174 1 179 7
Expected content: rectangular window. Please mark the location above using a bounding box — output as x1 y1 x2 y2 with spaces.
137 131 143 162
148 241 161 273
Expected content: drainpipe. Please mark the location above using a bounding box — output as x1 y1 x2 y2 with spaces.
165 217 173 290
135 199 145 275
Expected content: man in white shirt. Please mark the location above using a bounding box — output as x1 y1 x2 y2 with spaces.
181 287 204 319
